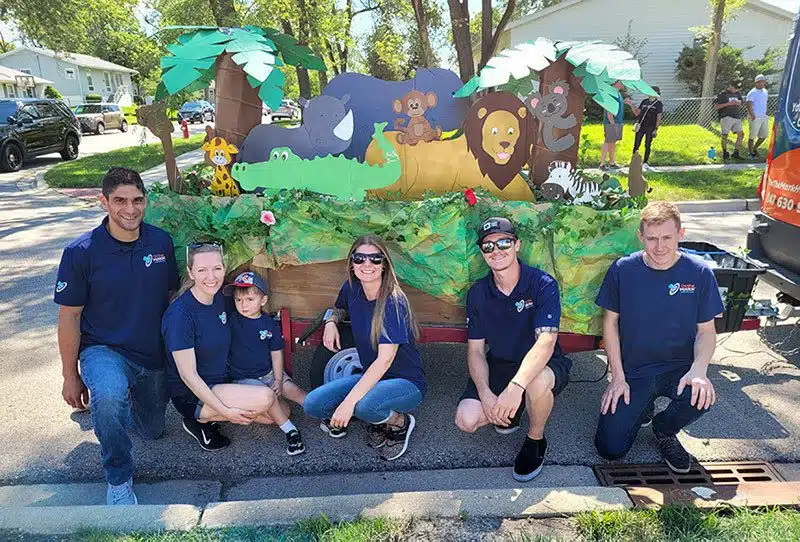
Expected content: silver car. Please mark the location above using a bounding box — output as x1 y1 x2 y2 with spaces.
73 103 128 135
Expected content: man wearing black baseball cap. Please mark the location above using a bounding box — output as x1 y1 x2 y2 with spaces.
455 217 572 482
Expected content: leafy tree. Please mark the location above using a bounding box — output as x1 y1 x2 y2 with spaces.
44 85 61 99
365 21 409 80
613 20 649 67
676 40 783 95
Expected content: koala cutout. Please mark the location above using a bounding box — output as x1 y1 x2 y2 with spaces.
528 80 577 153
393 90 443 145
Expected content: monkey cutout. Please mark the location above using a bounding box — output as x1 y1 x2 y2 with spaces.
527 80 578 153
393 90 443 145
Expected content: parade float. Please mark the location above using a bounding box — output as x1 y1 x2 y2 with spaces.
144 27 668 377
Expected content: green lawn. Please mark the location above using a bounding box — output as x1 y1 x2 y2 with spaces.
575 506 800 542
44 135 205 189
614 168 762 201
580 120 772 167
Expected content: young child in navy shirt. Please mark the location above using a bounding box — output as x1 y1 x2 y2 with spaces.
224 272 307 455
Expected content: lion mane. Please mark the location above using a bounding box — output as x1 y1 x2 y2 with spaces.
463 92 537 190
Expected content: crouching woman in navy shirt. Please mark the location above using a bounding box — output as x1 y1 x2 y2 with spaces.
162 243 286 451
304 235 426 461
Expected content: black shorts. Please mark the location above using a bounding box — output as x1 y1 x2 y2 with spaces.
459 354 572 423
171 393 203 420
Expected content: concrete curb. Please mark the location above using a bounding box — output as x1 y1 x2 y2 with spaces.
676 198 760 213
200 487 632 527
0 504 201 535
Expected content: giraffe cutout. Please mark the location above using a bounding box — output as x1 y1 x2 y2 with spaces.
202 131 241 197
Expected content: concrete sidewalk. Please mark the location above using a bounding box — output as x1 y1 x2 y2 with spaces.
585 162 764 175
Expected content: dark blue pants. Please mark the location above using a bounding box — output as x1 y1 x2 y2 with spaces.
595 366 709 460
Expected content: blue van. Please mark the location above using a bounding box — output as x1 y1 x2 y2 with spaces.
747 15 800 305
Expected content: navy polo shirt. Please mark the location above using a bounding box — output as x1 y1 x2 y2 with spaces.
54 217 180 370
162 290 231 397
595 251 725 379
228 310 285 380
467 261 564 365
335 280 427 396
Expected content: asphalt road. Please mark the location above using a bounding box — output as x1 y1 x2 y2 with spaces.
0 178 797 485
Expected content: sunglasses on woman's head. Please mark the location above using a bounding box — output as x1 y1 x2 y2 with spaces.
351 252 385 265
480 237 516 254
186 241 224 260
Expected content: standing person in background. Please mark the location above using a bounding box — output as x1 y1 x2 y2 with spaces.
600 81 632 171
746 75 770 159
631 86 663 170
714 81 745 161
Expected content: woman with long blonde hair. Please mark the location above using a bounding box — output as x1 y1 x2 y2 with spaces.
161 242 297 452
304 235 426 461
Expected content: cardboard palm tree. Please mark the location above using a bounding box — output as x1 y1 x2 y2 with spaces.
153 25 326 191
455 38 657 185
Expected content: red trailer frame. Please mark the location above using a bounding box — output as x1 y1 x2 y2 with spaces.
278 307 760 372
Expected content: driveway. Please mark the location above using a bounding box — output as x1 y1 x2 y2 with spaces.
0 121 213 184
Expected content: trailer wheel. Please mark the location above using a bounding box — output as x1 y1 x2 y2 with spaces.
309 324 361 389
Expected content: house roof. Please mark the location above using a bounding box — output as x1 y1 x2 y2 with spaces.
506 0 795 32
0 65 52 86
0 47 138 74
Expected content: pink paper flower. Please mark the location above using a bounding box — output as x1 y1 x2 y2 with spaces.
464 188 477 206
260 210 276 225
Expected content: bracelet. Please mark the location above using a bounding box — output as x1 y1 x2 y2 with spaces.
510 380 525 391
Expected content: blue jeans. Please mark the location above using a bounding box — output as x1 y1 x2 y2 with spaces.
304 376 423 424
79 345 167 485
595 365 709 460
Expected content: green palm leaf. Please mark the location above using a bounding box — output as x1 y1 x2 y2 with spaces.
454 75 480 98
261 28 326 71
248 70 286 109
478 38 556 89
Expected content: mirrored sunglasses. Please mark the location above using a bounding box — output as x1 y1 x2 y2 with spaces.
186 241 224 260
351 252 385 265
480 237 515 254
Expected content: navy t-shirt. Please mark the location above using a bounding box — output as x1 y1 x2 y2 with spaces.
467 261 565 365
228 309 285 380
334 280 427 396
162 290 231 397
595 251 725 378
54 218 180 369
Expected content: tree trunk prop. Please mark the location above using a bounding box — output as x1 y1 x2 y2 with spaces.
214 53 262 149
531 57 586 185
136 102 182 193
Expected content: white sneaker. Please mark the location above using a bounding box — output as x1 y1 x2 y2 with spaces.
107 477 138 505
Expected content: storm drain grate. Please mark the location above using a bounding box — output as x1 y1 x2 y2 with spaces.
594 461 785 487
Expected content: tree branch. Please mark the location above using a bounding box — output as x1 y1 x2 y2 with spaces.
480 0 515 70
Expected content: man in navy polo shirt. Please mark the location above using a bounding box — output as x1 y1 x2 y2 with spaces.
455 217 572 482
594 201 724 473
55 167 179 505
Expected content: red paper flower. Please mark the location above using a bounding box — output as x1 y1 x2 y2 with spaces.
464 188 477 206
260 210 276 225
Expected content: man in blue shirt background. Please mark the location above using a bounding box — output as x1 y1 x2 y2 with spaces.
55 167 179 505
594 201 724 473
600 81 632 171
455 217 572 482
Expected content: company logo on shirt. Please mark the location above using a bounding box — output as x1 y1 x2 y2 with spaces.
514 299 534 312
668 282 696 296
56 281 67 293
219 312 227 324
259 329 272 340
142 253 167 267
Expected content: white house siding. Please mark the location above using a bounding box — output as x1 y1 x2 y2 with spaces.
0 50 136 106
506 0 794 102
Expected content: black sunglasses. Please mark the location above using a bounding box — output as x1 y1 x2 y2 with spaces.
186 241 224 259
351 252 385 265
480 237 516 254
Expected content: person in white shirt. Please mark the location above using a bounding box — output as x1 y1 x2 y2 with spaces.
746 74 770 159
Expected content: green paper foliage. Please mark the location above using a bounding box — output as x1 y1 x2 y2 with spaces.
453 75 480 98
146 188 644 335
261 27 327 71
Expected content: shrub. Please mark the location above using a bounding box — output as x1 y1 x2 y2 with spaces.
85 93 102 103
44 85 62 99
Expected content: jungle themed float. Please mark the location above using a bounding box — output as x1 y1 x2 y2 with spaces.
145 28 656 336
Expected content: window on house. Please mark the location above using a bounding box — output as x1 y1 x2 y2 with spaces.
5 84 16 98
65 69 76 80
104 72 111 91
86 74 94 91
115 73 124 86
23 87 33 98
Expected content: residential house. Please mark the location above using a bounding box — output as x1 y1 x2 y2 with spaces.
0 65 52 99
0 47 138 106
482 0 796 101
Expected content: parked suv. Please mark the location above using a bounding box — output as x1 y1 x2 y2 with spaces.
177 100 215 123
264 99 300 121
73 103 128 134
746 15 800 305
0 98 81 172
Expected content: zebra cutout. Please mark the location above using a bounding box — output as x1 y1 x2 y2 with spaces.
541 160 601 205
